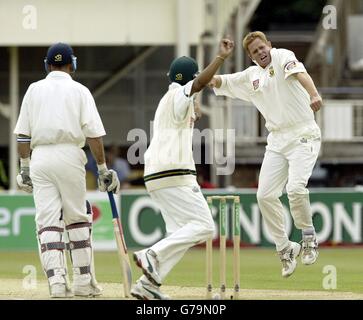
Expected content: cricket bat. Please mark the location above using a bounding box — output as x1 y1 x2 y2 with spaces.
107 191 132 297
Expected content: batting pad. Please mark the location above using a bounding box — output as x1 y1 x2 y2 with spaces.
66 222 93 286
37 224 68 287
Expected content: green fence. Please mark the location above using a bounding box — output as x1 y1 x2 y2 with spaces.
0 189 362 250
120 189 363 248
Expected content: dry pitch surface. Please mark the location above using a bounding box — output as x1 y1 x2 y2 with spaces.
1 278 363 300
1 248 362 300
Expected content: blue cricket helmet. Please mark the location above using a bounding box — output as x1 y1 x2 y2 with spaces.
44 42 77 72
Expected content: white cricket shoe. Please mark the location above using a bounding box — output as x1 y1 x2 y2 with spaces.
278 242 301 278
74 283 102 297
50 283 74 298
301 235 319 265
131 279 170 300
133 249 161 286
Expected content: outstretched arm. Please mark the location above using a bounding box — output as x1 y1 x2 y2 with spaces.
190 38 234 96
294 72 322 112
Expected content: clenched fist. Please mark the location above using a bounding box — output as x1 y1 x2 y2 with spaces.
218 38 234 60
310 94 323 112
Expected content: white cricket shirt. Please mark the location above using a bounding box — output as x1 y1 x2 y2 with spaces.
14 71 105 149
144 81 197 191
214 48 315 132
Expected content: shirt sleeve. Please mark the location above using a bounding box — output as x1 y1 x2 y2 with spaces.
80 88 106 138
213 71 251 101
173 80 194 121
13 85 32 136
279 49 307 79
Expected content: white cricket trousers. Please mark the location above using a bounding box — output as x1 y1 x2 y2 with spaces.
30 144 92 285
30 144 89 228
256 121 321 251
147 184 215 282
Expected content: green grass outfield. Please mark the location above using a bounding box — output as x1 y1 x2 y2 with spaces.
0 247 362 294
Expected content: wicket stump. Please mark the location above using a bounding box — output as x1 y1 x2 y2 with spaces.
206 195 240 300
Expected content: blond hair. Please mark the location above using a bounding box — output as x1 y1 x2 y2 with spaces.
242 31 269 53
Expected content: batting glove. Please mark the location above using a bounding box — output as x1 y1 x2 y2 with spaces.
98 166 120 194
16 167 33 193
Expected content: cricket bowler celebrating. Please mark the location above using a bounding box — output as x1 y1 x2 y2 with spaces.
210 31 322 277
14 43 120 297
131 38 234 299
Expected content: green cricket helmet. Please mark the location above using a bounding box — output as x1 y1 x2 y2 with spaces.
168 56 199 85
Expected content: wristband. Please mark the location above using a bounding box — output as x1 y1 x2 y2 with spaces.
97 163 108 172
20 157 30 167
216 55 225 61
17 136 31 143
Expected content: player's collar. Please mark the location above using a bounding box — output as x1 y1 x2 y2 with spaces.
169 82 181 90
46 71 72 79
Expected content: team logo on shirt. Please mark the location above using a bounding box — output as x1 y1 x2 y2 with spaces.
54 54 62 62
252 79 259 90
268 66 275 77
284 61 297 72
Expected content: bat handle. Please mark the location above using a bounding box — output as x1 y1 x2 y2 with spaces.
108 191 119 219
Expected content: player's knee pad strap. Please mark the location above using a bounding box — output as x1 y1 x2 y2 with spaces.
38 226 66 253
66 222 92 230
38 226 64 235
67 238 91 250
46 268 66 279
41 242 66 253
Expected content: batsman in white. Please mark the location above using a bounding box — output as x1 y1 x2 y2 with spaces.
14 43 120 298
131 38 234 300
209 31 322 277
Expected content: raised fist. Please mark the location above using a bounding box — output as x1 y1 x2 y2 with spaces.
218 38 234 59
